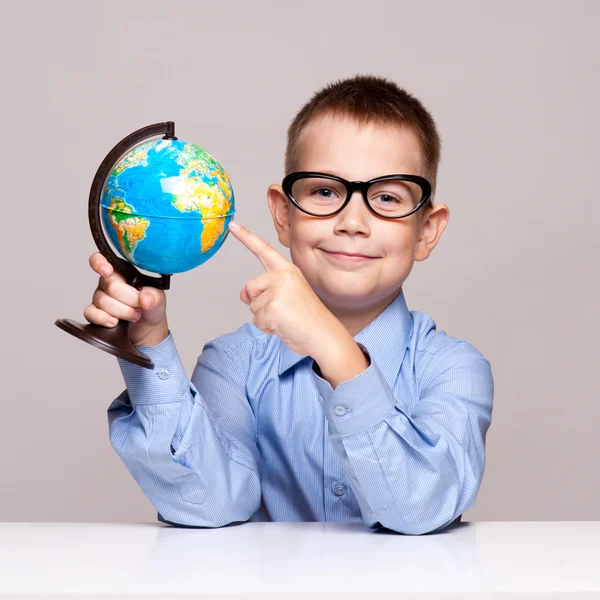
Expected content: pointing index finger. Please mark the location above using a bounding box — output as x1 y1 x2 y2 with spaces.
228 221 289 272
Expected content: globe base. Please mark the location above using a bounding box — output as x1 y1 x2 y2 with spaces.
54 318 154 369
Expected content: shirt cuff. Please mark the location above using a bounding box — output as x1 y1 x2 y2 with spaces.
311 343 396 437
117 332 191 405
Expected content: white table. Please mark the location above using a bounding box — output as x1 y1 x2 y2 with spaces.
0 521 598 598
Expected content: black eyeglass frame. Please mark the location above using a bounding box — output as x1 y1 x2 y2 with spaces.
282 171 432 219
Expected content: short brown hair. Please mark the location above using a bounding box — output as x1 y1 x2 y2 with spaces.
285 74 441 205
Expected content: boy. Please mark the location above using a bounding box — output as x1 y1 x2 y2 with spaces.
88 75 494 535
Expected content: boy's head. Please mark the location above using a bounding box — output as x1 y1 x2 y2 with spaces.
267 74 449 318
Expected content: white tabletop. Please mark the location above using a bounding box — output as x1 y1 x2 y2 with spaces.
0 521 598 597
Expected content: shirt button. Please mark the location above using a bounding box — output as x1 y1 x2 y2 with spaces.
157 369 170 380
334 405 347 416
334 483 346 496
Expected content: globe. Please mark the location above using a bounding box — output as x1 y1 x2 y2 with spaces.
56 122 229 369
100 137 235 274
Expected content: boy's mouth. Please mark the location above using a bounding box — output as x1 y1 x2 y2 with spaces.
319 248 378 263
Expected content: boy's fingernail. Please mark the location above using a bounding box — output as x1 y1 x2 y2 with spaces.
109 317 118 326
229 221 240 230
101 267 111 277
132 310 142 321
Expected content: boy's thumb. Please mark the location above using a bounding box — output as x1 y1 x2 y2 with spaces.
140 288 164 312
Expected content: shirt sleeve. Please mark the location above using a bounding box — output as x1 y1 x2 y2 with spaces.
107 332 261 527
311 341 494 535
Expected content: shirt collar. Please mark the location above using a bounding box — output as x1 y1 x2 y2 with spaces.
278 289 413 388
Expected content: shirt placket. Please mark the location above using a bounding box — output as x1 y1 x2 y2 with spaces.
323 418 352 521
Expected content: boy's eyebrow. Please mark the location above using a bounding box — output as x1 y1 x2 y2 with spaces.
302 169 425 181
303 170 403 181
307 169 347 178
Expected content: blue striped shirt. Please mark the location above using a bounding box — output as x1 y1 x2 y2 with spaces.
107 289 494 534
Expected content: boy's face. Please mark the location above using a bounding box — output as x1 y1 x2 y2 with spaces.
267 113 448 314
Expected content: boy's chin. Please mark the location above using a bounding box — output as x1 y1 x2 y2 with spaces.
316 286 384 313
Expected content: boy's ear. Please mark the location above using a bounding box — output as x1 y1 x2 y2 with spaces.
267 184 291 248
414 203 450 262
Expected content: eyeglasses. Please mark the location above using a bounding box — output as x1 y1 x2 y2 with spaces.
282 172 432 219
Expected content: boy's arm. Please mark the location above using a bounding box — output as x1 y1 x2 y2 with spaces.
107 332 260 527
312 341 494 535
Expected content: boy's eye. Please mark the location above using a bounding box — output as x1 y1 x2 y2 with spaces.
372 193 402 204
314 187 339 199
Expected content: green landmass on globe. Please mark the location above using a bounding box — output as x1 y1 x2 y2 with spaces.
100 138 235 274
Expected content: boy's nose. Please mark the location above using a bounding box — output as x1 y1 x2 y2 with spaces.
333 191 371 235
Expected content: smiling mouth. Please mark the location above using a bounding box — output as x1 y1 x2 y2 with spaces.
320 249 378 263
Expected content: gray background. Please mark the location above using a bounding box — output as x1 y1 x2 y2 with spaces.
1 0 598 523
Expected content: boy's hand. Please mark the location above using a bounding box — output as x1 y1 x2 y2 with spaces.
84 252 169 348
227 221 351 363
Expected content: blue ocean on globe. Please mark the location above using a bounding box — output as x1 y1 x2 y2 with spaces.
100 138 235 274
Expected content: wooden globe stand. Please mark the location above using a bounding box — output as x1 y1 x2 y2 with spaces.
55 122 176 369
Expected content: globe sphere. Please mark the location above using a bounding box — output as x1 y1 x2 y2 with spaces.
100 138 235 274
